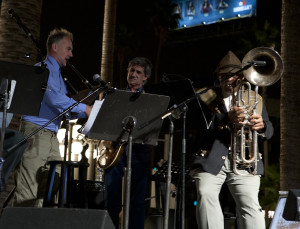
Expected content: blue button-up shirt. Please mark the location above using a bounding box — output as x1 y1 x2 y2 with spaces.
23 55 87 133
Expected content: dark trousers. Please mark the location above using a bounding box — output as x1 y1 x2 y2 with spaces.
104 153 150 229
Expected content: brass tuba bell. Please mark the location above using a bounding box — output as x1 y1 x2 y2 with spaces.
232 47 283 175
242 47 283 87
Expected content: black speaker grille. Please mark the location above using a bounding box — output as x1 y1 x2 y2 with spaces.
0 207 115 229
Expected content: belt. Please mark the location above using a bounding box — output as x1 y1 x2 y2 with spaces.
22 121 57 136
42 128 57 136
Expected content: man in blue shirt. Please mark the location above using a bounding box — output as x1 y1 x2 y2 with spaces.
104 57 152 229
13 28 92 207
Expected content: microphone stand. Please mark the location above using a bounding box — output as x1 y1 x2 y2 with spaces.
8 84 108 205
180 104 188 229
8 8 45 61
122 116 136 229
166 102 188 229
163 116 174 229
138 97 194 229
57 111 73 208
7 85 108 153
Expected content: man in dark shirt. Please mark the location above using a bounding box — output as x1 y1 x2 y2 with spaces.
104 57 153 229
191 51 273 229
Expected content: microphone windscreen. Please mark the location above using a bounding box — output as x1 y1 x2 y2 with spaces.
93 74 100 82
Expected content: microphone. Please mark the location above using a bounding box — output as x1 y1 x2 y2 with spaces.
93 74 107 87
247 60 267 66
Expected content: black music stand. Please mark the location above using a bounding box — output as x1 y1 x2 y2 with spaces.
85 89 170 229
0 60 49 191
0 60 49 116
87 90 170 145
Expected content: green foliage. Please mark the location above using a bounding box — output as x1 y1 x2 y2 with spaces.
145 0 180 29
258 21 280 45
236 20 281 58
115 0 178 50
259 163 280 210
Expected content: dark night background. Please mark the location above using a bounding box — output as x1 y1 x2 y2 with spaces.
39 0 281 89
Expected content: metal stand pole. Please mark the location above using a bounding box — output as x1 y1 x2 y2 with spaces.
163 117 174 229
122 116 136 229
181 108 187 229
7 86 106 153
58 112 71 208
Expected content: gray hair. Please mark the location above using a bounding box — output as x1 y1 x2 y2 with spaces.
127 57 153 77
46 28 73 53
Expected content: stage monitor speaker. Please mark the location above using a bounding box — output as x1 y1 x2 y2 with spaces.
0 207 115 229
283 189 300 221
270 190 300 229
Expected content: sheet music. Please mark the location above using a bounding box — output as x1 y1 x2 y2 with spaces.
82 99 104 136
8 80 16 109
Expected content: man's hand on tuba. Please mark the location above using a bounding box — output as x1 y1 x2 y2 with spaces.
228 106 247 125
250 114 265 132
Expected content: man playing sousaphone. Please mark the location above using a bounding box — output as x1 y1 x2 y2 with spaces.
191 50 274 229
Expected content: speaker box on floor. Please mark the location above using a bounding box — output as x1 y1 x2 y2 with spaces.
0 207 115 229
282 189 300 221
71 180 106 209
270 190 300 229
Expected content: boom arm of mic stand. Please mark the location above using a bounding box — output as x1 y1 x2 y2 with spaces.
216 62 254 86
6 86 107 153
138 95 196 130
8 9 46 59
67 62 94 89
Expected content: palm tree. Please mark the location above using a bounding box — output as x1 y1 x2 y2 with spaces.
100 0 116 89
0 0 43 130
0 0 43 209
0 1 43 65
280 0 300 191
147 0 178 83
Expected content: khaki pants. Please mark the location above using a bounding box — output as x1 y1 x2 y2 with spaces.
192 157 265 229
14 121 61 207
